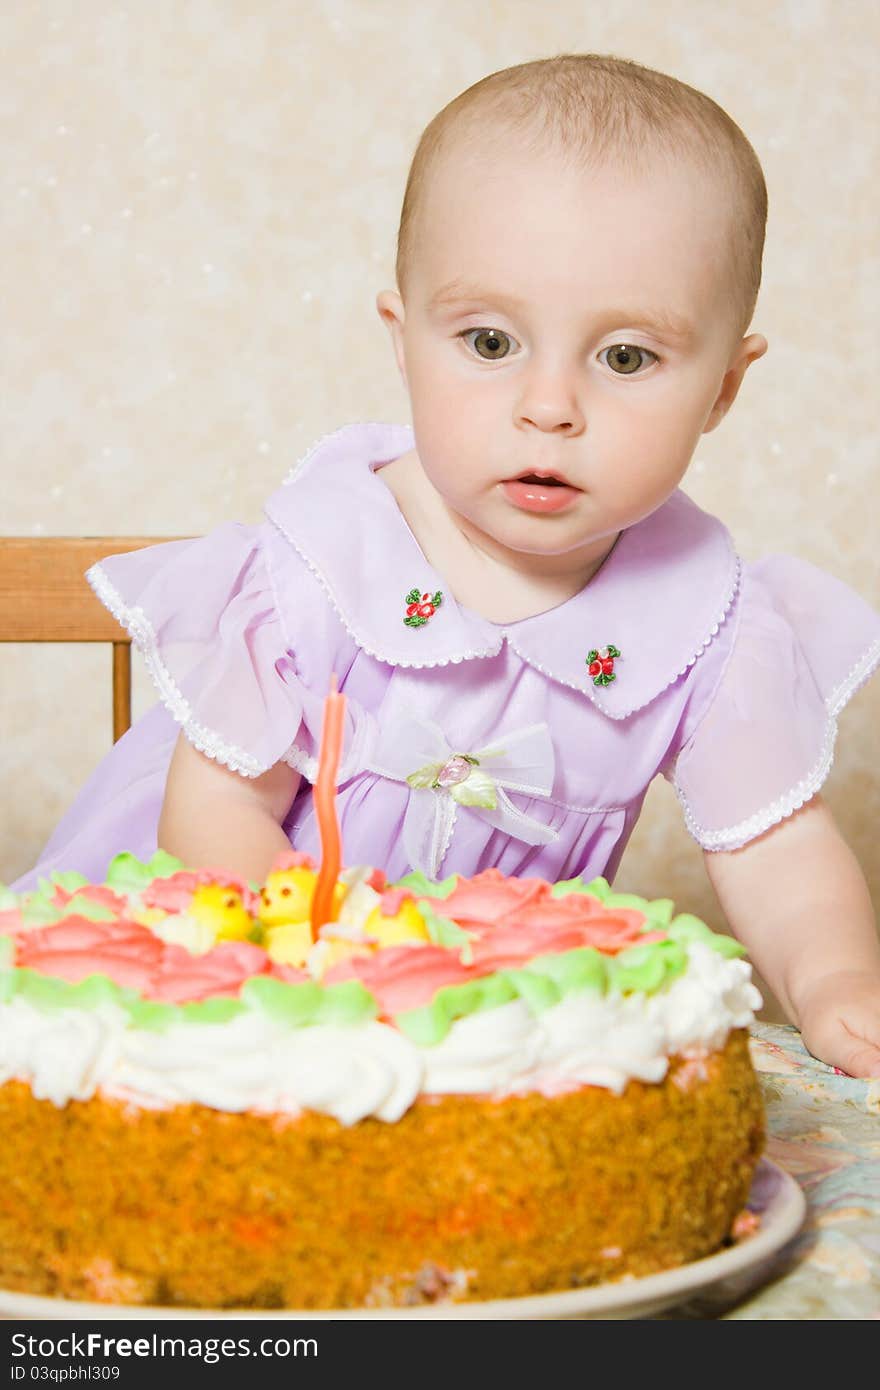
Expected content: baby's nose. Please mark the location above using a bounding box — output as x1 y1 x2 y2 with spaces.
514 369 586 434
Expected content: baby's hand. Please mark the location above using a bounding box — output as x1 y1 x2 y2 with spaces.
796 969 880 1078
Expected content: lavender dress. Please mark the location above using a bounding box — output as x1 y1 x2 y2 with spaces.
13 422 880 892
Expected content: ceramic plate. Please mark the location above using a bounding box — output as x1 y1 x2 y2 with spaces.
0 1159 804 1321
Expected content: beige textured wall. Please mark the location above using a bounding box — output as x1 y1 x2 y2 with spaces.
2 2 878 1020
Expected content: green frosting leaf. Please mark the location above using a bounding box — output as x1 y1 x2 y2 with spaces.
550 874 609 899
0 936 15 969
708 935 748 960
526 946 607 995
0 884 17 911
396 975 519 1046
101 853 148 893
241 977 324 1025
393 870 460 900
667 913 747 958
48 871 90 892
14 969 76 1011
145 848 187 877
569 884 743 956
68 975 132 1010
4 968 132 1016
127 998 179 1032
551 876 674 930
616 895 674 927
607 939 688 995
642 901 675 929
241 977 376 1028
241 978 375 1034
315 981 378 1026
104 849 185 894
180 998 245 1026
395 948 617 1046
500 968 560 1013
55 894 117 922
21 895 65 928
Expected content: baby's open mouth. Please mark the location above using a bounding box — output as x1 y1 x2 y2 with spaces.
513 472 576 488
502 473 581 514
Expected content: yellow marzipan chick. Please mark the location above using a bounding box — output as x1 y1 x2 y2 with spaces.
188 884 254 942
258 866 345 926
262 881 430 970
363 898 431 948
263 921 314 968
264 922 375 970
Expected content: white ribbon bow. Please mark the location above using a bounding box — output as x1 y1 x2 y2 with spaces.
366 715 559 879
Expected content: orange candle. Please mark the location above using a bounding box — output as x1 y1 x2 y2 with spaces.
309 674 346 942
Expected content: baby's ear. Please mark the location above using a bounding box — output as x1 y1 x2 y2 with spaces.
376 290 408 386
703 333 768 434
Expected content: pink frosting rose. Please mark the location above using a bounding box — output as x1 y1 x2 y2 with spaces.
151 940 271 1003
14 916 166 992
423 868 548 925
324 945 474 1016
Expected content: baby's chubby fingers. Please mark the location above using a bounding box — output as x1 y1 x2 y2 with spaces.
800 1000 880 1078
838 1038 880 1079
795 968 880 1077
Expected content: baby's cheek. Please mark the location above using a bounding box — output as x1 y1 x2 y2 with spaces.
602 417 695 512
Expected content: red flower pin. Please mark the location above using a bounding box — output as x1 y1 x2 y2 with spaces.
586 645 620 686
404 587 444 628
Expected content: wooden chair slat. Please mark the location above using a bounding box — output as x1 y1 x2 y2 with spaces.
112 642 133 742
0 538 174 642
0 536 188 741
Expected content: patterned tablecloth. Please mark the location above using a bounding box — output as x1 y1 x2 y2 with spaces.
662 1022 880 1319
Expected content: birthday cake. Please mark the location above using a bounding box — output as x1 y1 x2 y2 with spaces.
0 849 764 1310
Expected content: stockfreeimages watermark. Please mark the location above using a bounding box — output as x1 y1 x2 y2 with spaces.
10 1332 317 1369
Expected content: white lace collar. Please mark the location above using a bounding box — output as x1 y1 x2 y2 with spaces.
264 422 740 719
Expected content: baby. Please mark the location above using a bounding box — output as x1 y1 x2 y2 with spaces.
15 54 880 1075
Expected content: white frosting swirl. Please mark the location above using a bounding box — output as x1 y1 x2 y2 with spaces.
0 943 761 1122
0 998 126 1106
18 1011 422 1125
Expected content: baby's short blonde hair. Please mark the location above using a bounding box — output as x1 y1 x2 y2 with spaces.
395 53 768 341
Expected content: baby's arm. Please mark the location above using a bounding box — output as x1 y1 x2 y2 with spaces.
158 732 301 884
704 793 880 1076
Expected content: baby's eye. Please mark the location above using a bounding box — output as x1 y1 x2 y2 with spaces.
600 343 658 376
460 327 519 361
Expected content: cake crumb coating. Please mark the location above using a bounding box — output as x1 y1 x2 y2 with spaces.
0 1030 763 1309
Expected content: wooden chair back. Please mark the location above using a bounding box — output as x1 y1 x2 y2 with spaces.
0 537 182 742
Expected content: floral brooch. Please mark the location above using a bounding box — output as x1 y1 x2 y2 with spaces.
586 645 620 686
404 587 444 628
406 752 495 808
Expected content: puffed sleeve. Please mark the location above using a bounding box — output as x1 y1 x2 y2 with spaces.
665 555 880 851
87 523 311 779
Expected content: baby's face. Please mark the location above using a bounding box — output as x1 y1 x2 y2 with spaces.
378 143 766 571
